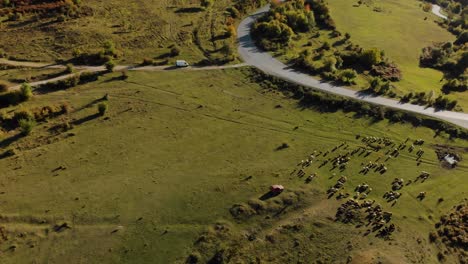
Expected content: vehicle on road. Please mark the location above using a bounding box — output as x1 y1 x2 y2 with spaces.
176 60 189 68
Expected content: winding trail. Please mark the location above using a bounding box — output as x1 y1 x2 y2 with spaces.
237 4 468 129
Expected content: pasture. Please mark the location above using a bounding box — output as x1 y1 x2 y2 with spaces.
0 68 466 263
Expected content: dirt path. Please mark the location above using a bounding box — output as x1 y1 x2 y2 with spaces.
0 58 247 91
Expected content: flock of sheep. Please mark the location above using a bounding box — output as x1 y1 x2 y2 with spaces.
289 135 434 238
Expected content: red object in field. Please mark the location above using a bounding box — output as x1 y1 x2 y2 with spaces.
270 185 284 193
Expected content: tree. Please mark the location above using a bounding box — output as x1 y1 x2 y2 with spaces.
322 41 331 50
454 31 467 45
105 60 116 72
170 46 181 57
103 40 117 57
201 0 214 8
19 118 36 135
0 80 9 93
323 56 337 72
360 48 382 68
339 69 358 84
98 102 108 115
20 83 33 100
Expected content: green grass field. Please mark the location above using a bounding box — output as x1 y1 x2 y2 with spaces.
274 0 467 110
327 0 467 107
0 68 466 263
0 0 236 65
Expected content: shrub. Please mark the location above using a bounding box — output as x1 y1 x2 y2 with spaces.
103 40 117 57
65 63 75 73
360 48 382 68
60 102 71 114
339 69 358 84
225 25 236 38
252 20 294 50
121 70 129 80
105 60 116 72
19 118 36 135
141 58 154 66
20 83 33 100
170 46 181 57
0 80 9 93
226 6 240 18
13 110 34 125
321 41 331 50
97 102 108 116
201 0 214 8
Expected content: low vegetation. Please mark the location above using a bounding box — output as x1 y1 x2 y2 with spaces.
256 0 464 109
0 68 465 263
0 0 265 65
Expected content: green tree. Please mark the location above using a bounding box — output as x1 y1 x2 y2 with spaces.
339 69 358 84
20 83 33 100
105 60 116 72
201 0 214 8
323 56 337 72
98 102 108 116
360 48 382 68
19 118 36 135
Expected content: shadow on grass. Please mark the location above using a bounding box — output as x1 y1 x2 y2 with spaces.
0 133 24 149
175 7 204 13
259 191 279 201
71 113 101 126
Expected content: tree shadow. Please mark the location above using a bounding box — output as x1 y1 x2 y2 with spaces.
74 98 107 112
71 113 101 126
259 191 279 201
175 7 204 13
0 133 24 149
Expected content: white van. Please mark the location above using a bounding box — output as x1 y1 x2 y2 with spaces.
175 60 189 67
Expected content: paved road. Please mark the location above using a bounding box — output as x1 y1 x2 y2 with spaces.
237 4 468 129
431 4 447 19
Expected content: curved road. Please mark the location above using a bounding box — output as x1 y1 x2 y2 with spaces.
237 4 468 129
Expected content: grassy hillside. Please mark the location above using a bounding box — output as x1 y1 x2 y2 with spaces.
326 0 466 107
0 68 466 263
264 0 466 110
0 0 238 64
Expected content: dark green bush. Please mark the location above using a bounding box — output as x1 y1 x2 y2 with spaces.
98 102 108 116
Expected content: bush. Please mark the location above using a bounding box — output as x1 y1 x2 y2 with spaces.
20 83 33 101
226 6 240 18
19 118 36 135
339 69 358 84
360 48 382 68
121 70 129 80
0 80 9 93
170 46 181 57
201 0 214 8
105 60 116 72
97 102 108 116
141 58 154 66
65 63 75 73
103 40 117 57
225 25 236 38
